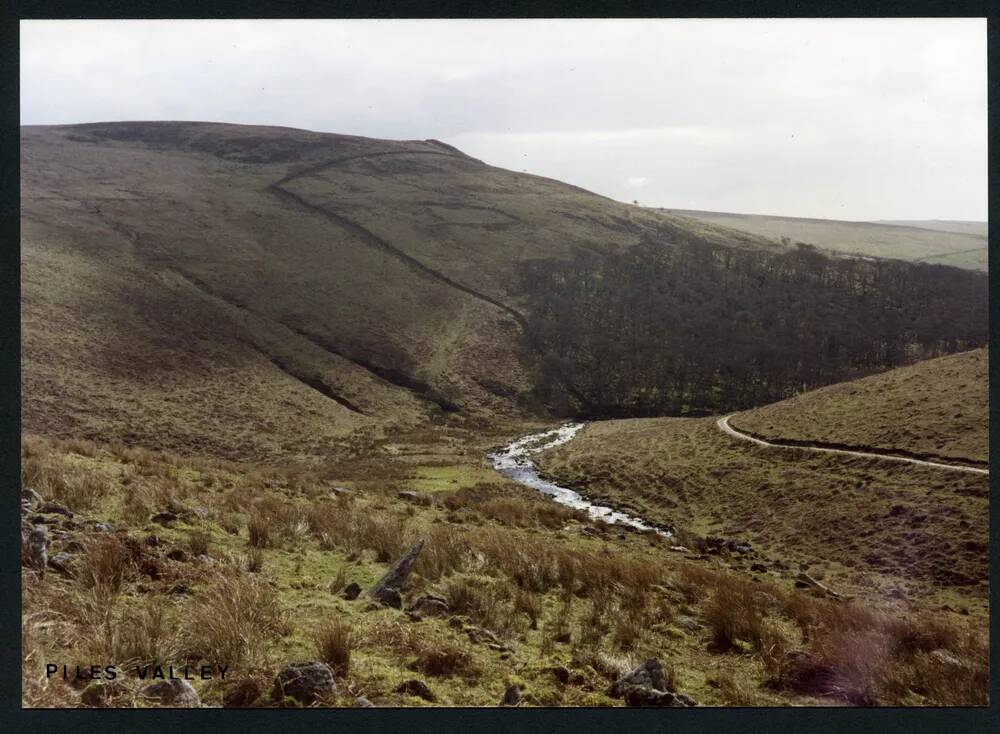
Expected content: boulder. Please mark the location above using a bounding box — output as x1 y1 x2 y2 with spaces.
141 679 201 707
396 678 435 702
368 539 424 606
623 686 695 707
409 595 449 618
500 684 523 706
80 681 125 707
48 552 76 577
354 696 375 707
795 572 840 599
608 658 668 698
22 487 44 506
271 662 336 705
24 525 48 575
37 501 73 517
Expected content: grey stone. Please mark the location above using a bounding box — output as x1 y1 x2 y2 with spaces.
272 662 336 705
500 684 523 706
141 679 201 707
608 658 669 698
396 679 435 702
367 540 424 605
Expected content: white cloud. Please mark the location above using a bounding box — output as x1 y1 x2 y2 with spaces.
20 18 986 220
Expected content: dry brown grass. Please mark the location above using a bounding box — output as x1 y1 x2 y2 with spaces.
313 618 354 677
180 574 291 669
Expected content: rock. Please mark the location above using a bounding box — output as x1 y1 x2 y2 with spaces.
397 491 433 506
197 554 215 565
22 487 44 506
354 696 375 707
500 684 523 706
623 686 694 707
24 525 48 575
796 572 840 598
166 548 188 562
37 501 73 517
223 679 263 708
330 486 353 496
91 521 114 533
409 595 449 618
374 588 403 609
547 665 571 684
608 659 669 698
929 649 966 669
151 511 178 525
342 582 362 600
141 679 201 707
166 583 191 596
80 681 125 707
367 539 424 605
750 563 769 573
396 679 435 702
48 552 76 577
466 626 501 646
674 616 703 632
271 662 336 705
669 545 691 553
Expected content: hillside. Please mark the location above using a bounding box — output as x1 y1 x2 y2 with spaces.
664 209 988 272
732 348 988 464
536 354 989 608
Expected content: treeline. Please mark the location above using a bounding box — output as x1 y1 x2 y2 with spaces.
518 240 988 417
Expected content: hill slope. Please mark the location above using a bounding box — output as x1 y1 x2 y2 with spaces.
732 348 988 464
22 122 781 459
665 209 988 272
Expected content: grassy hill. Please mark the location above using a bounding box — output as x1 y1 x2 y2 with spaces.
664 209 988 272
536 354 989 615
732 348 988 464
22 122 780 461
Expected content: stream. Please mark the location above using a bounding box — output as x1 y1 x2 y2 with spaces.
488 424 671 537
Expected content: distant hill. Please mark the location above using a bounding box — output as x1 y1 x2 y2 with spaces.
732 347 988 463
665 209 988 272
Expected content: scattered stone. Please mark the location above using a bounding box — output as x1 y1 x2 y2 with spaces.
330 486 353 496
166 548 188 562
396 679 435 702
669 545 691 553
80 681 126 707
37 501 73 517
367 539 424 607
223 678 263 708
750 563 769 574
466 626 501 646
796 572 841 599
929 649 966 669
91 521 114 533
397 491 433 506
608 658 668 698
409 595 449 618
500 684 523 706
271 662 336 705
197 554 215 565
151 511 178 525
48 552 76 577
342 582 362 600
22 487 44 506
25 525 48 575
547 665 571 684
623 686 695 707
141 679 201 707
674 616 703 632
354 696 375 708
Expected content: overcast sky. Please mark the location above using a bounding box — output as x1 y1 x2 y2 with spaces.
21 19 986 221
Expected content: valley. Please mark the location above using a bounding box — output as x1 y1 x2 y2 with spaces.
20 122 989 709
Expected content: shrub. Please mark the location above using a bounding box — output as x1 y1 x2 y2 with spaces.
187 530 211 557
247 514 270 548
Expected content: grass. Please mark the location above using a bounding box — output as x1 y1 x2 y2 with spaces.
20 424 989 708
733 348 988 463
